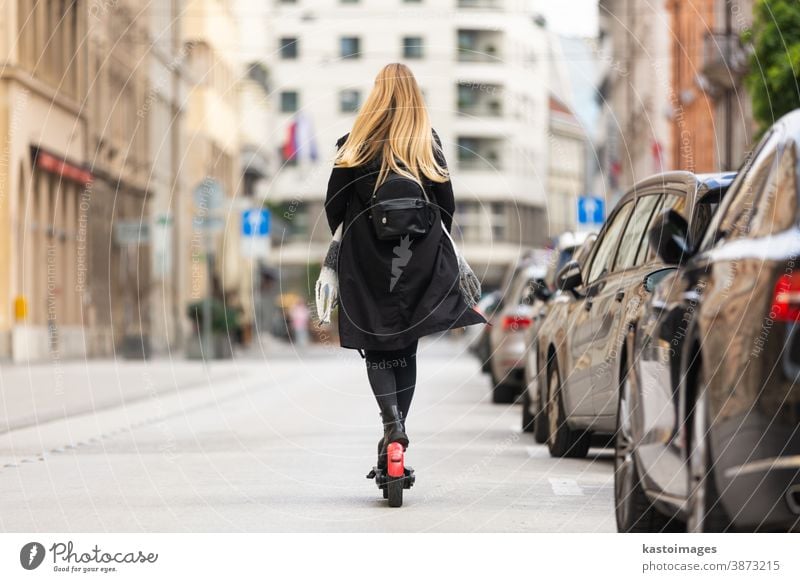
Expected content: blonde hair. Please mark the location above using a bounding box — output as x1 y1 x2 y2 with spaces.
334 63 449 187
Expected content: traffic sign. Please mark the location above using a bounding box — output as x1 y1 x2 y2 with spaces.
577 196 605 225
242 209 270 237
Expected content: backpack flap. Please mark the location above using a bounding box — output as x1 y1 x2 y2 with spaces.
369 173 435 241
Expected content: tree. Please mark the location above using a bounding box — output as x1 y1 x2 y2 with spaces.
745 0 800 130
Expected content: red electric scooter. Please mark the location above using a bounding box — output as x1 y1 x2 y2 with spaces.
366 442 415 507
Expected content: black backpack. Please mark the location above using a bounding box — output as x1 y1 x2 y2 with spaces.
368 172 435 241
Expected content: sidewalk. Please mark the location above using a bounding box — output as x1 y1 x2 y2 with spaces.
0 333 470 434
0 358 259 434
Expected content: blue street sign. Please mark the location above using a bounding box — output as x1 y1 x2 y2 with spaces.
242 209 270 237
577 196 605 225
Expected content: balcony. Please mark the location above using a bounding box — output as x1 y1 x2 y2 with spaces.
457 82 503 117
457 29 503 63
457 136 503 170
702 31 749 91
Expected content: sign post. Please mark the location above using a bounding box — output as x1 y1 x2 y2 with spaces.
241 208 271 337
192 179 225 361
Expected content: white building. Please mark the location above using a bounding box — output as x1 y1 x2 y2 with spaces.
264 0 551 290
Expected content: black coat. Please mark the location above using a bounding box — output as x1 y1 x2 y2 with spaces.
324 130 486 351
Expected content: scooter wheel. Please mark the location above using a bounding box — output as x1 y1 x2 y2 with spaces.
387 477 403 508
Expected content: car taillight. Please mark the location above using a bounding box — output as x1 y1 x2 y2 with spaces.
502 315 532 331
771 273 800 322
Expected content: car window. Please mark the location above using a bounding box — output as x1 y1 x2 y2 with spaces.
748 141 797 237
586 201 634 284
690 188 725 247
640 193 683 263
614 195 662 270
701 129 781 250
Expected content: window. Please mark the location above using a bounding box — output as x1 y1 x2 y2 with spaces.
280 91 298 112
339 89 361 113
279 37 298 59
455 201 482 242
750 141 798 237
586 201 634 284
457 83 478 110
701 129 781 250
403 36 424 59
714 139 797 243
340 36 361 59
639 194 681 264
457 137 480 165
614 195 662 270
490 201 506 240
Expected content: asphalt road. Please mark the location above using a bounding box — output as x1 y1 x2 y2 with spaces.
0 337 615 532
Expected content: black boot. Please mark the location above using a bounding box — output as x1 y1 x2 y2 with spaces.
382 404 409 449
376 405 408 469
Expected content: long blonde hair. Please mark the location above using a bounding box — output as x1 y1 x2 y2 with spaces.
334 63 449 187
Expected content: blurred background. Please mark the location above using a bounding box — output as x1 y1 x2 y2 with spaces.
0 0 769 363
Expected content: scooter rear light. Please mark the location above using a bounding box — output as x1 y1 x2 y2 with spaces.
386 442 405 478
771 273 800 322
502 315 532 331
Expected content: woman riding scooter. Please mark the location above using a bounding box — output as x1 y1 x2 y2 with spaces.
323 63 486 498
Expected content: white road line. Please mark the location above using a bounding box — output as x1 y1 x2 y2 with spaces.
548 478 584 496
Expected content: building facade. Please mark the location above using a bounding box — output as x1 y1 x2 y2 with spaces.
597 0 672 200
264 0 551 290
182 0 243 339
146 1 192 354
547 96 588 235
85 2 156 358
0 0 90 362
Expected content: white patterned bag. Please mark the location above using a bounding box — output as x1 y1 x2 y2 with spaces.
441 222 481 307
315 223 343 325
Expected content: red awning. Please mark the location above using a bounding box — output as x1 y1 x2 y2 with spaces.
32 147 93 185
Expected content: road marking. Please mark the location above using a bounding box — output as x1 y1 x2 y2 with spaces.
526 446 548 458
548 478 584 496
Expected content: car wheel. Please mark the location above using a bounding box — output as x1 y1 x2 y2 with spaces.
546 361 589 458
521 389 535 432
490 366 516 404
686 369 730 533
614 360 679 532
534 380 549 444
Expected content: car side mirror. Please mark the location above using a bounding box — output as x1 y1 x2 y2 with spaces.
643 267 678 293
648 209 693 265
556 260 583 293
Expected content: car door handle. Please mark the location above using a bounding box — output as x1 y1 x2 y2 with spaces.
615 290 625 302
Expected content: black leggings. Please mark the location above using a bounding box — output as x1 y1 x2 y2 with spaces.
363 340 419 421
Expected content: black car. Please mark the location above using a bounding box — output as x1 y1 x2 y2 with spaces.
536 171 735 458
616 110 800 532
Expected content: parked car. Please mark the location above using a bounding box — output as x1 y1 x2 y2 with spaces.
616 111 800 533
467 290 503 369
486 263 549 403
535 171 736 459
522 232 597 437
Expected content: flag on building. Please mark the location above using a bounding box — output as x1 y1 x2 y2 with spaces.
282 112 318 163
